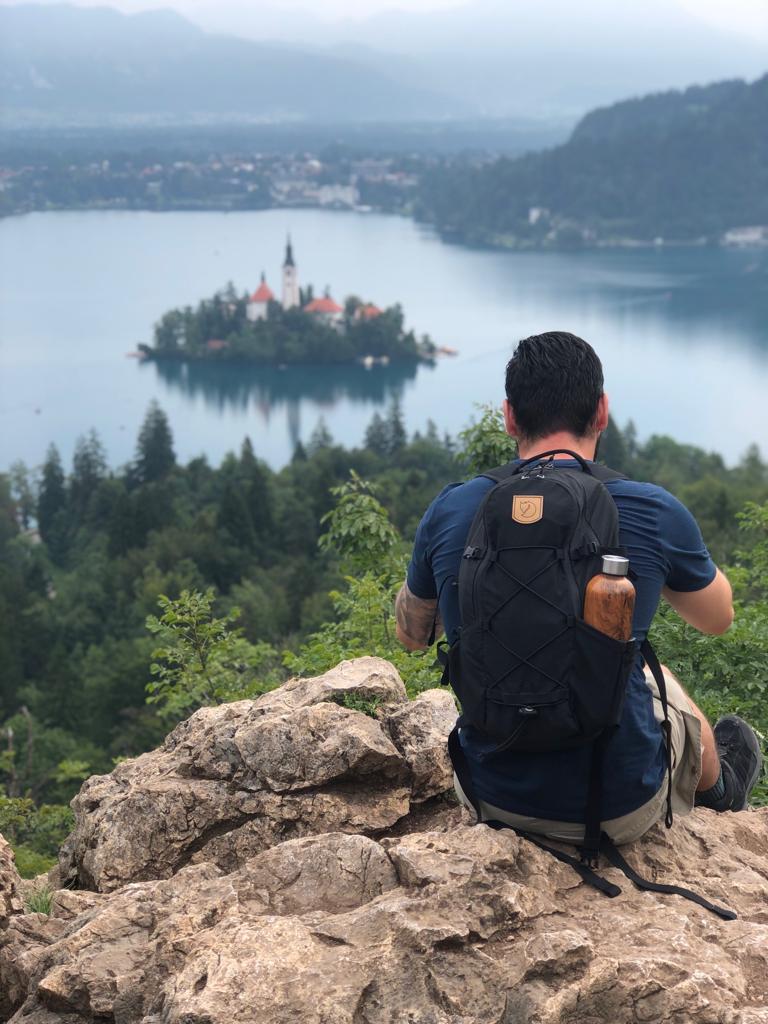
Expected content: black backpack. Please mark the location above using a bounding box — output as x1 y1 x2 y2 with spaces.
440 450 735 920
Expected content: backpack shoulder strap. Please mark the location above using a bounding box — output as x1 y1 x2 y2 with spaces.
590 463 628 484
477 463 519 484
479 457 627 486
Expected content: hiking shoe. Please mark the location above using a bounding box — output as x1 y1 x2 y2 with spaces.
715 715 763 811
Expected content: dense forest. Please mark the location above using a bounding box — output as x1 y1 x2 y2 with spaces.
415 74 768 245
147 287 435 365
2 403 768 875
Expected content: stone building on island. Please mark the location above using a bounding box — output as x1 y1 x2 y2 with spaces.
281 236 301 310
304 293 344 327
245 237 378 330
245 273 274 322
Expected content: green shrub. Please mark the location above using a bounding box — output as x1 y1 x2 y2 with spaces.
15 845 56 881
0 796 74 874
145 588 281 721
24 881 54 913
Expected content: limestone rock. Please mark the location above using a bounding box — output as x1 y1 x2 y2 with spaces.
0 912 70 1020
50 890 106 922
58 660 438 892
385 688 457 801
9 812 768 1024
248 656 407 718
11 658 768 1023
230 701 405 792
0 833 23 925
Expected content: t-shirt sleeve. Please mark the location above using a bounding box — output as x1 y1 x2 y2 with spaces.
406 484 464 599
406 502 438 599
659 491 717 592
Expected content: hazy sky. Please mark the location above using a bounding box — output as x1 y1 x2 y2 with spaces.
3 0 767 38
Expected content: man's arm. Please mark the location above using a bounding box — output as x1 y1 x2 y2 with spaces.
395 582 442 651
662 567 734 635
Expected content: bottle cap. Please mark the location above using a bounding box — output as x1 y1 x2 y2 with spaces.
602 554 630 576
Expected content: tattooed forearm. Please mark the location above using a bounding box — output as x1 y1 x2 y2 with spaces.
395 582 442 650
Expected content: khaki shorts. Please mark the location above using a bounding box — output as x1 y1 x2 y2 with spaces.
454 666 703 845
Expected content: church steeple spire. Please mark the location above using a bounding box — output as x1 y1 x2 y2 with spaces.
281 234 300 309
283 235 295 269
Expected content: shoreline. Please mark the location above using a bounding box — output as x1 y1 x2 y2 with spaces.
138 350 437 369
2 202 765 253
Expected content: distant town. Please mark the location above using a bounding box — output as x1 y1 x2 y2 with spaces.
3 67 766 252
0 148 422 219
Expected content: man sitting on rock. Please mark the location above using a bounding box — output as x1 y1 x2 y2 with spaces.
395 330 762 845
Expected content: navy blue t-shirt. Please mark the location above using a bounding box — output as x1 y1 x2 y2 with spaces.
406 461 717 821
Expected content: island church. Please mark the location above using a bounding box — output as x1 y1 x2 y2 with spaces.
246 238 381 329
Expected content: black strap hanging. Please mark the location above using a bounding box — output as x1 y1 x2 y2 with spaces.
581 732 611 866
641 640 675 829
446 722 737 920
598 835 737 921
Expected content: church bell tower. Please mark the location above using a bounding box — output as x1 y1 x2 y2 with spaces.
282 235 300 310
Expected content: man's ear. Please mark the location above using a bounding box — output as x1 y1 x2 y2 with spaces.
502 400 519 438
595 393 609 434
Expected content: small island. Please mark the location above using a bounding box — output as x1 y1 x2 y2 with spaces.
140 238 437 367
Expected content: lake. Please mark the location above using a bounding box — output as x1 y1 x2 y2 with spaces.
1 208 767 472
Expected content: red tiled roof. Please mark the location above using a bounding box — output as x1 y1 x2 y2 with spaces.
250 281 274 303
305 296 343 314
206 339 230 351
359 303 382 319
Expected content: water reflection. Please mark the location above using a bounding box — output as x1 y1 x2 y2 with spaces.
565 248 768 342
3 207 768 472
143 358 427 448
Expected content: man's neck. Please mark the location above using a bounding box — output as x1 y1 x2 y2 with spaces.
516 432 597 462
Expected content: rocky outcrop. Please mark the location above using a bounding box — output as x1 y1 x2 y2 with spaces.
4 658 768 1024
58 657 457 892
0 834 23 926
6 814 768 1023
0 835 26 1021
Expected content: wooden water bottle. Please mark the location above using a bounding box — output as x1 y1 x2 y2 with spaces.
584 555 635 642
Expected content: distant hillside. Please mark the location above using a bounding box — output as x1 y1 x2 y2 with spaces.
188 0 768 121
416 74 768 244
0 4 460 125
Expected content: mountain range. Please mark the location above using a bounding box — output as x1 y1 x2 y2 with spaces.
0 4 459 125
3 1 768 125
290 0 768 118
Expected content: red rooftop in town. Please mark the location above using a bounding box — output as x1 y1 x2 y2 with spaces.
250 279 275 303
357 303 382 320
305 296 343 314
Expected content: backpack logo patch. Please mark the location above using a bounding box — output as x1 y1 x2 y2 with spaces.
512 495 543 524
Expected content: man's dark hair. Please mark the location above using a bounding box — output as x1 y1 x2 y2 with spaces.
505 331 604 442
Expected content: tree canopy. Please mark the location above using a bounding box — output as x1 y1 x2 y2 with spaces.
2 399 768 874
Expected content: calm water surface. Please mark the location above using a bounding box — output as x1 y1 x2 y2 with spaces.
1 208 767 471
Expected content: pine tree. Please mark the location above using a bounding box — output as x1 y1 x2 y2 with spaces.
292 440 308 463
385 398 407 455
598 414 630 473
307 419 334 455
364 412 389 457
135 402 176 484
106 481 136 557
37 445 66 542
9 461 36 531
240 438 273 539
70 431 107 521
218 480 257 552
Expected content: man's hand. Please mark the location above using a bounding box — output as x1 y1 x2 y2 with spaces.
395 582 442 651
662 567 734 635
